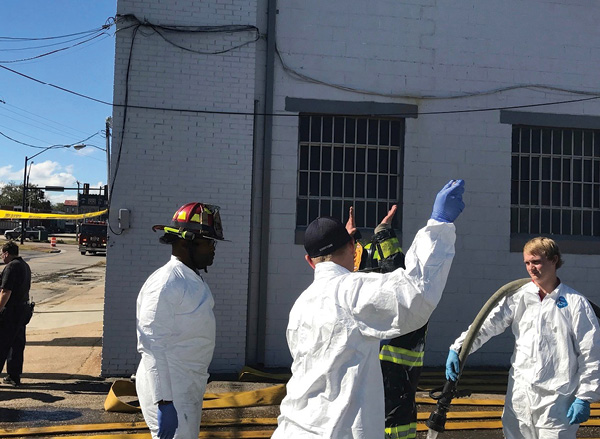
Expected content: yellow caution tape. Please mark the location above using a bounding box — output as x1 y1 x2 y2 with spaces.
0 209 107 220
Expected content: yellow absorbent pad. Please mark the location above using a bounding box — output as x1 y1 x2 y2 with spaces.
104 380 287 413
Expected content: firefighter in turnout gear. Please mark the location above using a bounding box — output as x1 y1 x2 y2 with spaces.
348 206 426 439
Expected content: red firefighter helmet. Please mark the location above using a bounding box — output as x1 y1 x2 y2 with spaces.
152 202 225 241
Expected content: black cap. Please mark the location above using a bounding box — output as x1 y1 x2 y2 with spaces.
304 216 352 258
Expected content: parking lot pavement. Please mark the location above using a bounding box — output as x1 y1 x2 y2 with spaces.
3 254 600 438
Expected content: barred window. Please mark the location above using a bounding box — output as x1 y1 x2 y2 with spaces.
296 114 403 230
511 125 600 236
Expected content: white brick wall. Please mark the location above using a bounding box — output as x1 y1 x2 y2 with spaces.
264 0 600 368
108 0 600 374
104 0 257 375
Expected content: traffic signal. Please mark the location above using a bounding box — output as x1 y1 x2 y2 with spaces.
83 183 90 195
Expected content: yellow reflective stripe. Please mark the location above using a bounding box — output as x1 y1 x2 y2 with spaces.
368 238 402 261
385 422 417 439
379 345 424 366
353 242 364 272
177 211 187 220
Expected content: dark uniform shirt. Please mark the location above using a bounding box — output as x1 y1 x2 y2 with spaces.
1 257 31 306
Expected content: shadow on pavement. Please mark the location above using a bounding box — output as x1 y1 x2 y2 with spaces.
0 407 84 423
27 336 102 347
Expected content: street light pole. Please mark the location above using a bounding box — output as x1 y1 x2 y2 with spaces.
19 143 87 244
20 156 28 244
105 117 112 195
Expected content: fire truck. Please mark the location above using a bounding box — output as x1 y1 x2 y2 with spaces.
77 221 107 255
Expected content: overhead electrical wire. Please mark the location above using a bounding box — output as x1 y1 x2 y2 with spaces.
2 61 599 118
274 45 600 101
0 32 107 53
0 27 110 42
0 21 114 64
1 102 95 137
0 110 91 142
2 14 599 235
0 130 101 150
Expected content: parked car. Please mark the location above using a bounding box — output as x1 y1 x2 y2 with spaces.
4 227 39 241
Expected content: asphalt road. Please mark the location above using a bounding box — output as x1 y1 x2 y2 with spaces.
2 241 600 438
0 238 106 304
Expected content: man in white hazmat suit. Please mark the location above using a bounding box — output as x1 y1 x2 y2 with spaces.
272 179 466 439
136 202 226 439
446 236 600 439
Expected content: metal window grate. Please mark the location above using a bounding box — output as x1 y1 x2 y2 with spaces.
510 125 600 236
296 114 404 229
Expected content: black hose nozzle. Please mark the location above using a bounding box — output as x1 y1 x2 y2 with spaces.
425 380 472 433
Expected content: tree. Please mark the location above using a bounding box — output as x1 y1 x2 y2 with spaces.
0 182 51 211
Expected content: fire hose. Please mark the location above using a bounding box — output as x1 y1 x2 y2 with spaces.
425 278 531 433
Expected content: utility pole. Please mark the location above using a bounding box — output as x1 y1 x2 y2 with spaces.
20 157 27 244
105 116 112 195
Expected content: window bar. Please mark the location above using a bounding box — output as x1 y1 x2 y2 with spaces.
319 116 324 218
387 122 392 216
308 131 313 224
352 124 357 223
539 127 546 235
519 127 524 234
593 131 596 236
559 145 563 235
342 119 348 221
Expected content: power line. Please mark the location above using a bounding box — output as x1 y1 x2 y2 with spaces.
0 130 101 150
1 102 94 137
2 61 599 118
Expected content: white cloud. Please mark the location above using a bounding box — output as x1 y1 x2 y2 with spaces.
0 160 104 205
0 165 22 182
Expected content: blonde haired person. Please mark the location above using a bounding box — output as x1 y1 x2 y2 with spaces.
446 237 600 439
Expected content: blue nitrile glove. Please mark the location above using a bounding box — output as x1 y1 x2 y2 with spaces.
567 398 590 425
445 349 460 381
431 179 466 223
157 402 178 439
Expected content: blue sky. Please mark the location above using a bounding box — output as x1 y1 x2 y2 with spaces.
0 1 117 204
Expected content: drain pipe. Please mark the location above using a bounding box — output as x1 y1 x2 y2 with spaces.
246 0 277 366
425 278 531 434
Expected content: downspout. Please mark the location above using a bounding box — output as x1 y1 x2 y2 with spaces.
247 0 277 366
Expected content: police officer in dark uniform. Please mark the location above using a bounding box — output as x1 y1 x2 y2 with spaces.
0 241 32 386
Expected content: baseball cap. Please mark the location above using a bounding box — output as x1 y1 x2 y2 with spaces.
304 216 352 258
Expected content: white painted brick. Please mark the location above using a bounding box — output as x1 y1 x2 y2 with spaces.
111 0 600 373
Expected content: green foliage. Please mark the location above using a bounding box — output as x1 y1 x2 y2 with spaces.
0 182 51 211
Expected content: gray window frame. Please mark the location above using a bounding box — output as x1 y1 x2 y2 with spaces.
502 110 600 254
287 98 417 245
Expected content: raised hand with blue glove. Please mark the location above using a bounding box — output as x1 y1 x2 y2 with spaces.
445 349 460 381
431 179 466 223
157 401 178 439
567 398 590 425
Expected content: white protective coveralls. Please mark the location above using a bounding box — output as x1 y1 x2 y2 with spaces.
272 219 456 439
450 281 600 439
136 255 216 439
